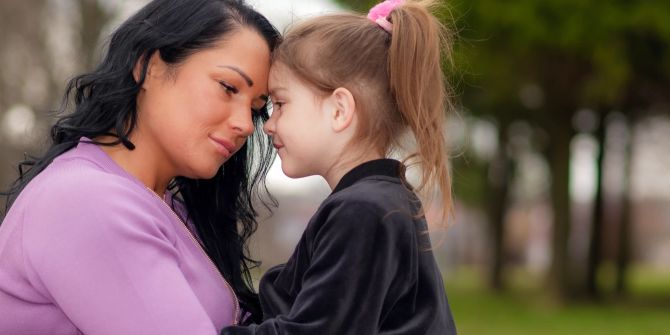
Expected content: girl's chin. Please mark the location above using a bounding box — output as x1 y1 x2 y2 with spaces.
280 163 311 180
283 171 303 179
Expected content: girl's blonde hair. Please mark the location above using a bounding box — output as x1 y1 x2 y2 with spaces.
274 0 454 223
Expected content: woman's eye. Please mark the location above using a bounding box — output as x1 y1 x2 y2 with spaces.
251 100 269 116
219 81 239 95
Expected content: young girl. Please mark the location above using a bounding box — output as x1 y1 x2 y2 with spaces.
222 0 456 334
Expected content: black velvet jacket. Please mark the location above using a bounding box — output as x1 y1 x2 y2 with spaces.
222 159 456 334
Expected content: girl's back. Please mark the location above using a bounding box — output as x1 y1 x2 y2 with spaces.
257 159 455 334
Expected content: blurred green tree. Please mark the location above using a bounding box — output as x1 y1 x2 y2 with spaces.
457 0 670 300
337 0 670 300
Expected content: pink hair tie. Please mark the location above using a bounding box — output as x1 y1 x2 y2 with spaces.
367 0 404 33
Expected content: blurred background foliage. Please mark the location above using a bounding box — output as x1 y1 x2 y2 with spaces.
339 0 670 333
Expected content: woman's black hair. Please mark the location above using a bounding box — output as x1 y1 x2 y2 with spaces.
1 0 280 324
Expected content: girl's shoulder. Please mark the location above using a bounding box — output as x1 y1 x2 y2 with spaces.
325 175 415 213
310 176 419 238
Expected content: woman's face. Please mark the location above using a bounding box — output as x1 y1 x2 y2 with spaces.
138 27 271 180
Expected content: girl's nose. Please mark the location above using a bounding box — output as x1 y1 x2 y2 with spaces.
263 111 278 135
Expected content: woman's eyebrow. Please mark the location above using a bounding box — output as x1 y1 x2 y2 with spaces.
218 65 253 87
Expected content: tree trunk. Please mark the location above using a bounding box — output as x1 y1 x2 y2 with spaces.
547 117 574 300
78 0 111 71
486 122 512 291
585 111 607 299
615 119 634 296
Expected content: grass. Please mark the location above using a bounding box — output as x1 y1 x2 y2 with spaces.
445 267 670 335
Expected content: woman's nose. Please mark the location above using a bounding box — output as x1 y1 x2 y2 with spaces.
230 106 255 137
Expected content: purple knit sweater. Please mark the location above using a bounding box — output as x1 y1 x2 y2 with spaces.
0 138 238 334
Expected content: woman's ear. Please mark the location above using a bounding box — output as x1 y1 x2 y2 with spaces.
329 87 356 133
133 51 164 88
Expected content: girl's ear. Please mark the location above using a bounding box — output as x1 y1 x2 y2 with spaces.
329 87 356 133
133 51 165 88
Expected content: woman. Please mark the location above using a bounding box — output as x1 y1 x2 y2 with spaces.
0 0 280 334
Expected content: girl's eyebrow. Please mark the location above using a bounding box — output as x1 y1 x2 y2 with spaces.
269 87 287 96
218 65 253 87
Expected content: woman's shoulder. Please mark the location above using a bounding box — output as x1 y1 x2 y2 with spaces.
25 154 147 205
12 156 179 258
12 155 165 232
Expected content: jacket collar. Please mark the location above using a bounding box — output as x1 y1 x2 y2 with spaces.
332 159 406 194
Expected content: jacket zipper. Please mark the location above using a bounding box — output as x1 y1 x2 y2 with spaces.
145 188 240 326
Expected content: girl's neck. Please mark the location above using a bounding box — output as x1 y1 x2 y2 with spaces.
322 150 384 190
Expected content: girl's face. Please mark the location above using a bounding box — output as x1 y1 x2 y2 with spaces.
138 27 270 179
264 63 334 178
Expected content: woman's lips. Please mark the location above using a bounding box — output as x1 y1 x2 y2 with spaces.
209 135 235 157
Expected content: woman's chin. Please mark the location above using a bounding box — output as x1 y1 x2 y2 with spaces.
185 163 223 180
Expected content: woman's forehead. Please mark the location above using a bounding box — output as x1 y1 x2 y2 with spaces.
194 29 270 74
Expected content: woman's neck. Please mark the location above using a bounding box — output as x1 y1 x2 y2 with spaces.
96 134 173 196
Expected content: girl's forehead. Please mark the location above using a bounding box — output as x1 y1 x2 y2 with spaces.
269 64 292 85
269 62 288 76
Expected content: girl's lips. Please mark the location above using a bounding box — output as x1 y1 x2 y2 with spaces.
273 143 284 150
209 135 235 157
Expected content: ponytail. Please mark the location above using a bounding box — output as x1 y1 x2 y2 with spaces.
388 0 454 223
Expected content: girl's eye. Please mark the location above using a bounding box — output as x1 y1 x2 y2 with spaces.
219 81 239 95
